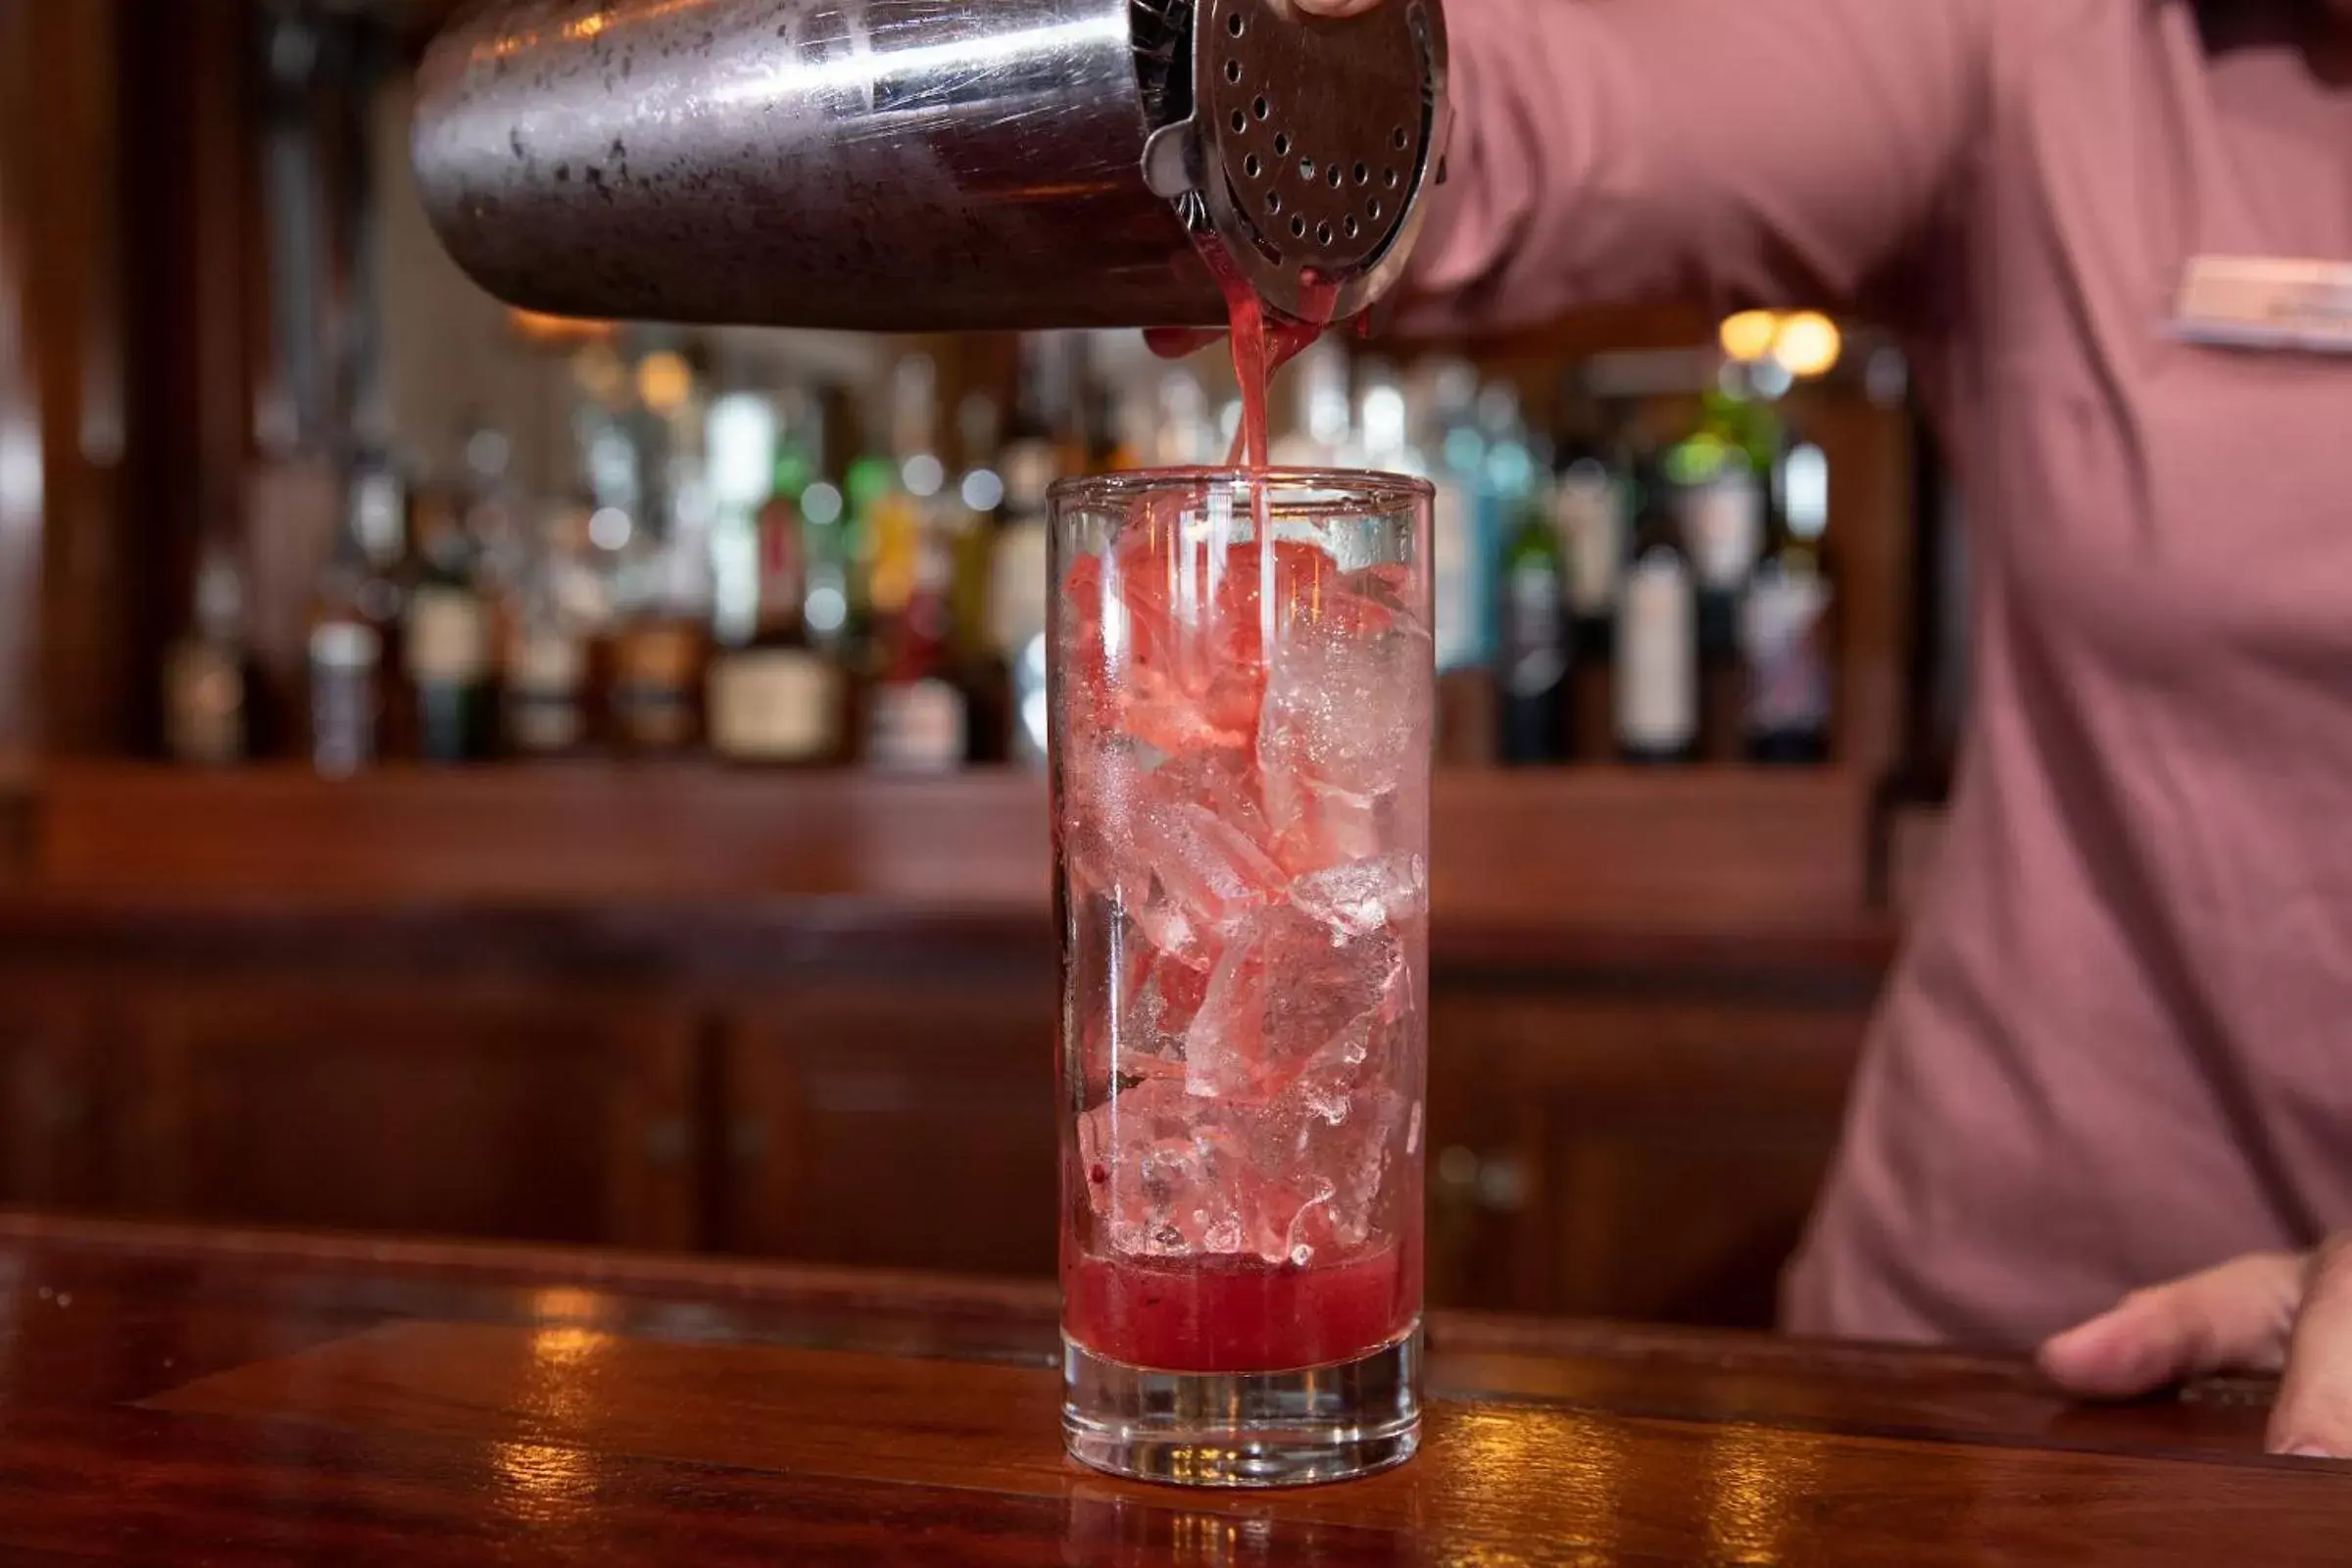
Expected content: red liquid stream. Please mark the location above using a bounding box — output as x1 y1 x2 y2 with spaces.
1065 1247 1413 1373
1197 241 1341 469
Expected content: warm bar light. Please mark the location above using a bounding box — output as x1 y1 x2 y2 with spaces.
507 307 617 347
1718 310 1779 364
1773 313 1843 378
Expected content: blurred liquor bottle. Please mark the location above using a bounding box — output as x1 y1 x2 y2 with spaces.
988 434 1057 768
1154 368 1221 467
1102 375 1155 472
1742 438 1834 764
862 355 945 660
859 355 967 771
609 368 715 759
1672 385 1775 762
863 511 969 773
164 547 254 767
1415 359 1497 766
1553 392 1627 761
1271 338 1355 467
304 450 407 776
1615 458 1698 765
707 404 845 767
608 524 712 759
404 477 498 765
988 337 1086 765
501 501 596 760
1495 485 1571 766
1477 383 1543 760
952 392 1011 764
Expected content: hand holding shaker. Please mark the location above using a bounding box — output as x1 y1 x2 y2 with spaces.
414 0 1448 1487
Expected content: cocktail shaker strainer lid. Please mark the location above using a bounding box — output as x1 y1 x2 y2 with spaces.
1138 0 1449 322
410 0 1449 331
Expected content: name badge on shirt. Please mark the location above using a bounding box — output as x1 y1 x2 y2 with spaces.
2172 256 2352 354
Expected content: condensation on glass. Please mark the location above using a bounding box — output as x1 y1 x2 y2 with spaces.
1050 467 1433 1487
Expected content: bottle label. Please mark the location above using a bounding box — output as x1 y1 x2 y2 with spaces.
613 691 696 752
507 628 587 695
1741 568 1834 736
309 622 380 777
615 623 703 691
406 588 491 683
507 697 585 756
1616 557 1697 751
709 650 842 762
165 643 247 766
1681 474 1765 592
1557 465 1624 617
865 678 967 771
1502 563 1568 698
987 520 1051 659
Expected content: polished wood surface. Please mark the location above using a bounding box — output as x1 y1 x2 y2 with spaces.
0 1213 2335 1564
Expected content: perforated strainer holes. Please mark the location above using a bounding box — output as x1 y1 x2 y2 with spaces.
1316 220 1334 246
1392 125 1410 150
1244 153 1261 177
1252 96 1269 121
1353 162 1370 185
1326 165 1343 188
1298 157 1315 181
1266 189 1282 215
1231 109 1248 133
1290 215 1307 238
1226 10 1244 34
1273 131 1290 156
1384 168 1400 189
1367 197 1383 221
1225 57 1243 83
1344 215 1359 238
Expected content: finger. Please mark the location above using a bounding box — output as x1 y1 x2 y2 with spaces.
2270 1235 2352 1458
1145 327 1223 361
2038 1251 2303 1399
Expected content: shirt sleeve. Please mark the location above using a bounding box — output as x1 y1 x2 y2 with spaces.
1399 0 1998 333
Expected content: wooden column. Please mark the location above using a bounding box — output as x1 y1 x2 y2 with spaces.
119 0 266 755
0 0 129 760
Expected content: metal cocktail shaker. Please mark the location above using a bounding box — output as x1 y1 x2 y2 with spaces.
411 0 1448 331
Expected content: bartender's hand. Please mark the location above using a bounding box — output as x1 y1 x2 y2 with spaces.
2038 1235 2352 1457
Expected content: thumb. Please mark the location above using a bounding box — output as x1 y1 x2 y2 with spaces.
2270 1235 2352 1458
2038 1251 2303 1399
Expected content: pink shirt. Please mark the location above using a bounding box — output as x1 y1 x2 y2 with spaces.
1414 0 2352 1346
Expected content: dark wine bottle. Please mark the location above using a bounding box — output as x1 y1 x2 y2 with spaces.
1495 493 1571 765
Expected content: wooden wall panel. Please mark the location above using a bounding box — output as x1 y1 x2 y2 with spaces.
114 978 699 1249
0 978 101 1209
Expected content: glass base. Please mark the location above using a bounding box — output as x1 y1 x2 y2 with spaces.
1061 1323 1421 1488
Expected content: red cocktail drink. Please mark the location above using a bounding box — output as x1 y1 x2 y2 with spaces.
1052 467 1432 1486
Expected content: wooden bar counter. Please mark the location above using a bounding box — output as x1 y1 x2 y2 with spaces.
0 1213 2341 1564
